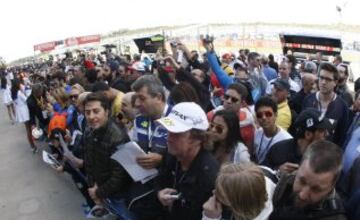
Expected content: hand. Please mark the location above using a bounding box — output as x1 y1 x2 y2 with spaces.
212 87 223 96
55 165 64 173
93 198 103 205
203 195 222 219
164 56 176 65
155 48 164 60
176 41 187 52
47 93 56 104
158 188 178 207
45 103 53 112
202 40 214 52
279 162 299 174
88 184 99 200
136 152 163 169
164 56 181 70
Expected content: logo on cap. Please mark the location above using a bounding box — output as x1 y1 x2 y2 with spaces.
162 118 174 126
306 118 314 128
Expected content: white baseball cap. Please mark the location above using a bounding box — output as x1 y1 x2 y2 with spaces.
157 102 209 133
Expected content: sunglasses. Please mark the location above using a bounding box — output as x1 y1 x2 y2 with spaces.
117 112 124 121
69 94 79 99
209 123 224 134
256 110 274 119
223 94 239 103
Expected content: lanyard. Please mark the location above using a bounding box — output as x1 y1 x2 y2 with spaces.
173 162 187 188
147 104 170 149
147 120 156 149
257 130 277 163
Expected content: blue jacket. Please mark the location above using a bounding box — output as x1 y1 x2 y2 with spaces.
343 113 360 173
206 52 266 102
206 52 233 89
263 65 278 81
132 105 172 155
302 92 350 146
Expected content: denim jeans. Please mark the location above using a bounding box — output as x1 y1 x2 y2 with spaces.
103 198 138 220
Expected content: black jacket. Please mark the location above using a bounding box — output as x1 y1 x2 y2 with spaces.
157 148 220 220
336 84 353 108
270 173 347 220
84 119 131 199
26 95 48 127
262 138 302 170
175 68 212 111
289 89 308 114
302 93 350 147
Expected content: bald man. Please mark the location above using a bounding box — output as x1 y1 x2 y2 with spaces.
119 92 139 136
289 73 317 114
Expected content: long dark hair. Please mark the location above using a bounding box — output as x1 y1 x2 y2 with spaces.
212 110 243 153
11 78 21 100
170 82 200 105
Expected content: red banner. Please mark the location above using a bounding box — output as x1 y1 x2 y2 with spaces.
33 41 56 52
65 35 101 47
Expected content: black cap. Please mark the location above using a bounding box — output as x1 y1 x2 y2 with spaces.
294 108 332 130
271 78 290 91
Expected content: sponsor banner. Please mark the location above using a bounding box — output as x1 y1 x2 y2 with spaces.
65 35 101 47
33 41 56 52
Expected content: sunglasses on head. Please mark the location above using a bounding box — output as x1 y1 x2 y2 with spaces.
256 110 273 119
209 123 224 134
223 94 239 103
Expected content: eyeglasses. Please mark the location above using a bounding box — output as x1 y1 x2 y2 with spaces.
209 123 224 134
256 110 274 119
319 75 334 82
223 94 240 103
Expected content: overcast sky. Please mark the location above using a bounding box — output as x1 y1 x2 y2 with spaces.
1 0 358 62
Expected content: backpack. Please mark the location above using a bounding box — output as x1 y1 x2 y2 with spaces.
48 112 67 136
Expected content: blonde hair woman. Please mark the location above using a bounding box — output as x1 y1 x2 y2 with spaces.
202 162 276 220
51 87 69 109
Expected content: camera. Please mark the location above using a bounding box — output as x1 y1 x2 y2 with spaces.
170 41 178 48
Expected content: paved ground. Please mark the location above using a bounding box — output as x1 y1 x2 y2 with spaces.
0 102 114 220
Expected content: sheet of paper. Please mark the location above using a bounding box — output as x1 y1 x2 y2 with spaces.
111 141 158 182
42 150 61 167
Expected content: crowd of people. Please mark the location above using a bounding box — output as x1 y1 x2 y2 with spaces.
1 37 360 220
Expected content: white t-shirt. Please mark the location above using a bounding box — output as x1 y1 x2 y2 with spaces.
233 142 251 164
254 127 293 163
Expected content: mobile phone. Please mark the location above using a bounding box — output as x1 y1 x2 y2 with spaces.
170 41 178 48
168 192 182 200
